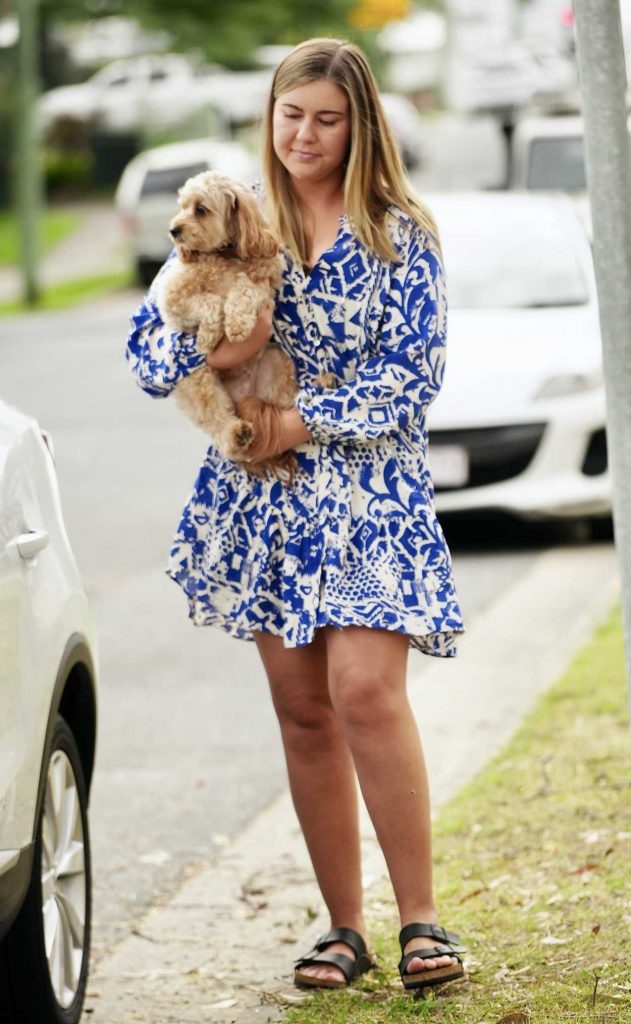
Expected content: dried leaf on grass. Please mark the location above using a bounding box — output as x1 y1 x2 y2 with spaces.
460 885 489 902
496 1012 530 1024
567 861 599 875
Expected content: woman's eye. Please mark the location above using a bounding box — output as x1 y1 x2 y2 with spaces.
195 205 207 216
319 120 336 126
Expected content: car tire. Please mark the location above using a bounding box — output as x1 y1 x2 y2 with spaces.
0 715 92 1024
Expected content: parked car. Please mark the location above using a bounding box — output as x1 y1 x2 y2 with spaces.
59 15 170 70
380 92 424 169
426 191 610 523
510 114 588 191
0 399 98 1024
37 53 226 134
115 138 259 285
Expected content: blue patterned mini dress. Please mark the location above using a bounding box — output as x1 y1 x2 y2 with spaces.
126 204 465 657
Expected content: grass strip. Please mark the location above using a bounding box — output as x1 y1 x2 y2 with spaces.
0 209 81 266
0 270 133 314
285 606 631 1024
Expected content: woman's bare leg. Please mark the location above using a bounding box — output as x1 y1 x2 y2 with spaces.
325 626 457 976
254 630 365 983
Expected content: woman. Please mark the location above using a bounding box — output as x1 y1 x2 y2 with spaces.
126 38 466 992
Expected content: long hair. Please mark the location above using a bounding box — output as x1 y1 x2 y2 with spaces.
261 37 439 265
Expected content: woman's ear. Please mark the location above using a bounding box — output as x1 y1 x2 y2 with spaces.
232 191 280 259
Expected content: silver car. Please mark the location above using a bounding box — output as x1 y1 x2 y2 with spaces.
0 399 98 1024
115 137 259 285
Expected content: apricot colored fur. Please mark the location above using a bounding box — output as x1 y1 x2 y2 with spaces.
157 170 297 469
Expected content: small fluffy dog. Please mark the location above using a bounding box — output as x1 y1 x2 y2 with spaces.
158 170 299 472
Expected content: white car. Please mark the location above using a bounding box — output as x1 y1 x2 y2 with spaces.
380 92 424 169
510 114 588 191
115 138 259 285
0 400 98 1024
426 192 610 522
37 53 226 134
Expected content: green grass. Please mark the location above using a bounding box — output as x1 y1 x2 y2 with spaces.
0 209 81 266
285 607 631 1024
0 269 133 314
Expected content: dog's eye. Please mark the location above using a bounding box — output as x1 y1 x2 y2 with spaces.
195 204 207 216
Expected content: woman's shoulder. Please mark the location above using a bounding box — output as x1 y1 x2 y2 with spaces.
384 204 440 263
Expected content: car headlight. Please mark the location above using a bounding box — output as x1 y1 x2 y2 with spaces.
534 368 603 400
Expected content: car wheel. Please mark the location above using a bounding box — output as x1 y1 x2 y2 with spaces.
0 715 92 1024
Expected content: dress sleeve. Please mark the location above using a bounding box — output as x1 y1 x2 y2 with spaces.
295 235 447 444
125 256 207 398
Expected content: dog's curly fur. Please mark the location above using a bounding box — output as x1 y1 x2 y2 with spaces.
157 170 299 473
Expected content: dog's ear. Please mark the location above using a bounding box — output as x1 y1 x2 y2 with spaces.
232 190 279 260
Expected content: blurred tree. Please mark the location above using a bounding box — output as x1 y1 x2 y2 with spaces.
127 0 358 68
32 0 441 71
0 15 16 206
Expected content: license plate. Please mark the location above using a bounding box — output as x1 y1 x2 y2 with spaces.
429 444 469 487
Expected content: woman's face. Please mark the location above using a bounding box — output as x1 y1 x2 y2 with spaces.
272 79 351 186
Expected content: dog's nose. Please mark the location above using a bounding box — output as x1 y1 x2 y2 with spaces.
170 225 182 239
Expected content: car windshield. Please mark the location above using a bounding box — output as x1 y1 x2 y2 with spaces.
438 200 590 309
528 136 587 190
140 162 209 197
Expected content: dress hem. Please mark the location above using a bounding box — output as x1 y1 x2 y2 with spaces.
166 566 463 659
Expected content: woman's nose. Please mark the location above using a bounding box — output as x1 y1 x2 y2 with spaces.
296 118 316 142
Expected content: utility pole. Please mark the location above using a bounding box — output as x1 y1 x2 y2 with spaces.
16 0 42 305
573 0 631 715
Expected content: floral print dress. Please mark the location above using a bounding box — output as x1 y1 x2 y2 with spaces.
126 205 465 657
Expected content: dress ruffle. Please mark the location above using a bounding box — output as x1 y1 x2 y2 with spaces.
166 442 463 658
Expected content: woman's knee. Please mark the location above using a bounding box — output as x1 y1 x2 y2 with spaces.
329 662 401 735
267 670 338 752
255 630 334 748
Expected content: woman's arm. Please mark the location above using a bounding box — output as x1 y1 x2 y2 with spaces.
126 262 276 395
295 240 447 445
125 258 207 398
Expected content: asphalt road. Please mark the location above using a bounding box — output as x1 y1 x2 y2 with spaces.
1 288 608 963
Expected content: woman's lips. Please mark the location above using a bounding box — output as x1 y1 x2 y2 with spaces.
292 150 319 161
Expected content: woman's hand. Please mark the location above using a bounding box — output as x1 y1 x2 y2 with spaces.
205 299 274 371
234 400 312 463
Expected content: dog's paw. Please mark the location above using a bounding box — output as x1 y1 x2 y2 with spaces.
224 315 258 346
198 323 224 352
315 372 337 389
225 419 254 458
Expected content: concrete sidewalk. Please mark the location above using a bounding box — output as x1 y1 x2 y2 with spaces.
84 543 619 1023
0 201 128 304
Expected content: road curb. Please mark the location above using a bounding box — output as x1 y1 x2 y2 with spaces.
84 542 619 1023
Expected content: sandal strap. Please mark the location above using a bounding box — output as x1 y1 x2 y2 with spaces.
399 922 466 952
314 927 368 959
295 951 355 981
398 945 463 975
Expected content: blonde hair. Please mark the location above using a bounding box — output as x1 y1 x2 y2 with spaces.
261 37 439 265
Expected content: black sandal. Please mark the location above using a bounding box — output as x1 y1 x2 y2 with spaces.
294 927 375 990
398 922 467 991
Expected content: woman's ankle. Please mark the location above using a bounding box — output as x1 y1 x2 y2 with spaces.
399 904 439 928
329 915 367 937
